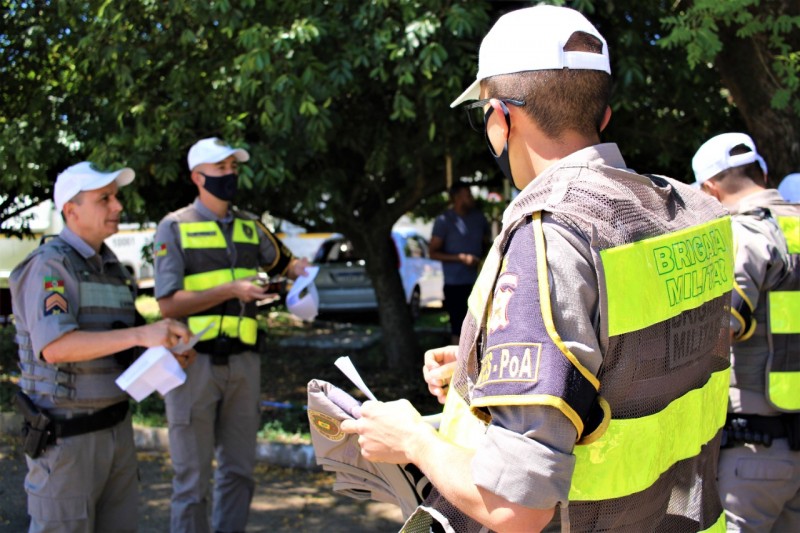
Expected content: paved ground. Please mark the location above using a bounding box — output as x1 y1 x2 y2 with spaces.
0 436 403 532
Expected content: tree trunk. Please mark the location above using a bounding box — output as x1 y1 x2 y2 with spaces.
348 226 421 374
714 10 800 187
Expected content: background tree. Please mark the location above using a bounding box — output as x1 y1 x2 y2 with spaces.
1 0 493 373
658 0 800 186
3 0 798 372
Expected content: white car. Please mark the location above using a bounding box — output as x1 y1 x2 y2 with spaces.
312 228 444 319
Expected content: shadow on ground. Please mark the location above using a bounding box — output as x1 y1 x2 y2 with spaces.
0 437 403 532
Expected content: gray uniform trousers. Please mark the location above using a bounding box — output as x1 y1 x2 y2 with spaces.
166 350 261 533
719 439 800 532
25 412 137 533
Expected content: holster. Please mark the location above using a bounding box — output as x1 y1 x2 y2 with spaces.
14 391 52 459
783 413 800 451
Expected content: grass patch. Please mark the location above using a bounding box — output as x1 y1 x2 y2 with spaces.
258 419 311 444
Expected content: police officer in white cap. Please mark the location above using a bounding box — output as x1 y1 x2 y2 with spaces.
153 138 308 533
340 5 733 532
9 161 192 532
693 132 800 531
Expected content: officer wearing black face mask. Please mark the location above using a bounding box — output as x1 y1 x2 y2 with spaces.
153 137 310 533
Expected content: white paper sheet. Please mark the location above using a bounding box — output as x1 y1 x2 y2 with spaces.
334 355 378 402
116 346 186 402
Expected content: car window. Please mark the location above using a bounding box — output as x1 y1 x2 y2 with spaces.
404 236 423 258
314 238 362 263
415 237 430 258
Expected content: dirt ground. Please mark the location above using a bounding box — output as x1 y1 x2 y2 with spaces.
0 436 404 532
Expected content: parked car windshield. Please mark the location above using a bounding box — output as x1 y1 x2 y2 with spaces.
314 238 362 263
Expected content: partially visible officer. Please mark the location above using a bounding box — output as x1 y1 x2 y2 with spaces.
154 137 308 533
693 132 800 532
9 161 192 532
342 5 733 532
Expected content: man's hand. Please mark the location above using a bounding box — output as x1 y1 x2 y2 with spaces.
423 345 458 404
458 253 480 267
340 399 436 464
289 257 310 280
229 277 271 303
137 318 191 350
173 348 197 369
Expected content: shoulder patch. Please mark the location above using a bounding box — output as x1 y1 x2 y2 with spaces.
44 292 68 316
43 276 64 294
155 242 167 257
488 272 518 334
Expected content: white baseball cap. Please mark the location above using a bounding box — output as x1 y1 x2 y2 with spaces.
187 137 250 171
450 5 610 108
54 161 135 212
691 132 768 187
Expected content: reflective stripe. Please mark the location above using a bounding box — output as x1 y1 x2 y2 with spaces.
768 372 800 411
180 221 226 249
777 215 800 254
188 315 258 345
570 367 729 501
700 512 726 533
601 217 733 336
467 250 501 322
769 291 800 333
184 268 258 291
232 219 259 245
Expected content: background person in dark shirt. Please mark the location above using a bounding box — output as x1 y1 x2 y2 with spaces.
429 182 490 344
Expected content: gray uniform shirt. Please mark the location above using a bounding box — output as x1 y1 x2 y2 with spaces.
154 198 287 300
10 226 128 359
727 189 790 416
471 145 628 511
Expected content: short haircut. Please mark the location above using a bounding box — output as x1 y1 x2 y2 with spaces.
449 181 471 198
714 144 766 186
483 31 611 140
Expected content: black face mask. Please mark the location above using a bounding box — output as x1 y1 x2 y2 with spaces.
201 172 238 202
484 102 517 190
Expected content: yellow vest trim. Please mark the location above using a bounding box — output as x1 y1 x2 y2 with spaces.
532 213 600 391
768 372 800 411
188 315 258 345
777 215 800 254
184 268 258 292
570 367 729 501
601 217 733 336
467 250 502 323
769 291 800 334
438 386 488 449
180 221 226 249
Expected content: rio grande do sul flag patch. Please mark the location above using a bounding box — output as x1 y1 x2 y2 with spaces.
43 276 64 294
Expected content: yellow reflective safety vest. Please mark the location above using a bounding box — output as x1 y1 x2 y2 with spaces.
176 210 261 346
765 203 800 412
418 146 732 533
